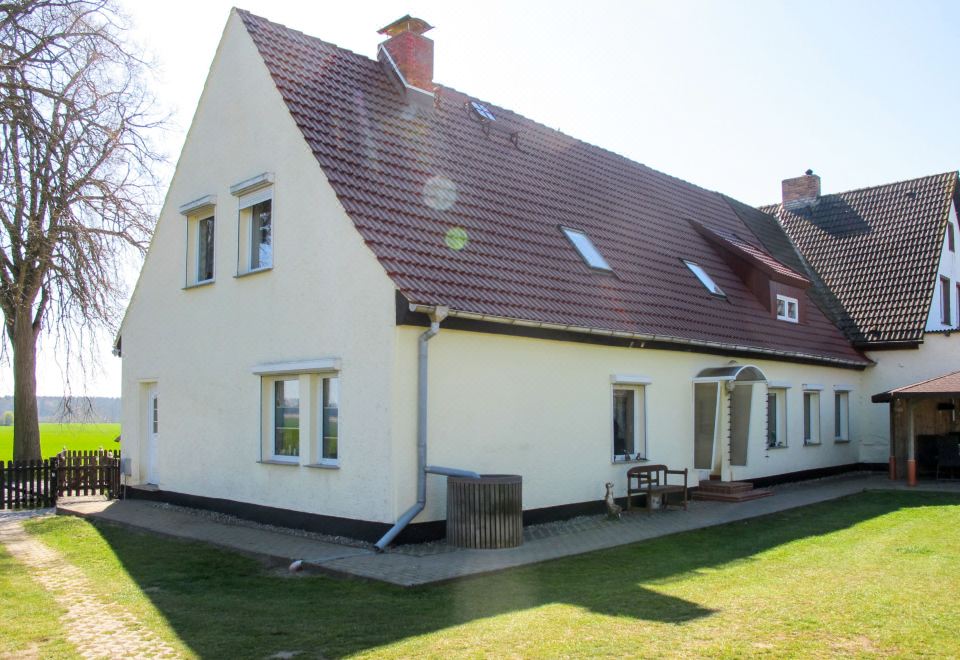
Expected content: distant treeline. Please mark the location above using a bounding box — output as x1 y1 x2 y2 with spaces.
0 396 121 423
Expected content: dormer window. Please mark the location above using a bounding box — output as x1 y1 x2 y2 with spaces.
683 260 725 297
777 294 799 323
562 227 612 272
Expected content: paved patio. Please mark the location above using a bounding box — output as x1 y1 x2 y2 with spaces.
57 473 960 587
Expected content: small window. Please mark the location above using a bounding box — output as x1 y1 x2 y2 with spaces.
949 222 955 252
767 388 787 448
197 216 215 282
273 378 300 460
180 196 216 287
151 395 159 434
232 173 275 275
776 294 799 323
683 260 725 297
249 199 273 270
942 276 952 325
562 227 612 271
612 385 646 461
834 391 849 441
803 391 820 445
320 376 340 465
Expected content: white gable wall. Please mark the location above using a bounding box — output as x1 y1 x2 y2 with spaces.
924 203 960 331
120 11 400 523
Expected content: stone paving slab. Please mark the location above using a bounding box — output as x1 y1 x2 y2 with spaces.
57 500 375 566
57 474 960 588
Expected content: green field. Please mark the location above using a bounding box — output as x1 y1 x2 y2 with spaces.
0 423 121 461
2 491 959 658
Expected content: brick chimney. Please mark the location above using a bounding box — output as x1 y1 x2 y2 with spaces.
782 170 821 210
377 16 434 93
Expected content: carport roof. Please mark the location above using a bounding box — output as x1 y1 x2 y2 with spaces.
871 370 960 403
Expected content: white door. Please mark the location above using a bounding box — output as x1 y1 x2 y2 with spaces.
146 386 159 484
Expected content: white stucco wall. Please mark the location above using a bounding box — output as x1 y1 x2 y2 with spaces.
393 326 864 523
120 11 400 523
859 332 960 462
925 203 960 330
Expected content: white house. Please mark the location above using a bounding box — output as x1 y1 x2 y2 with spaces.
117 10 959 545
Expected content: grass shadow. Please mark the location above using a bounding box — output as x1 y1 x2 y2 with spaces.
27 489 960 658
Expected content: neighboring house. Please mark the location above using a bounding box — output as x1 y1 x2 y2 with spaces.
117 10 955 543
759 172 960 473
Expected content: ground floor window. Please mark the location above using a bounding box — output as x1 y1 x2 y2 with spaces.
272 378 300 460
834 390 850 441
767 388 787 448
257 363 341 465
612 385 646 461
803 391 821 445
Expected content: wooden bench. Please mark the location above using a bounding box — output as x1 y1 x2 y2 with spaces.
626 464 688 512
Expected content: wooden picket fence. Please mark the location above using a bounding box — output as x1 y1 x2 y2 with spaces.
0 449 121 510
0 459 57 509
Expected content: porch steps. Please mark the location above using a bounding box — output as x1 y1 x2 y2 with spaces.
692 480 773 503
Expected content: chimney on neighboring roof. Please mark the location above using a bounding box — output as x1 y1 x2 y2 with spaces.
782 169 821 210
377 15 434 94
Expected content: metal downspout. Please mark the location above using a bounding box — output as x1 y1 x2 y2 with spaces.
375 306 480 552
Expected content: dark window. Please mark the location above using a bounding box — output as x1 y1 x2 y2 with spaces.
197 216 214 282
949 222 955 252
273 379 299 458
322 377 339 462
942 276 952 325
612 388 636 458
767 394 777 447
251 199 272 270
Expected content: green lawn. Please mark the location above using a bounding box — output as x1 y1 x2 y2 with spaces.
4 490 957 658
0 423 121 461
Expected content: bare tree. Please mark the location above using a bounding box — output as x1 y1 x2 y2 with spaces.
0 0 161 460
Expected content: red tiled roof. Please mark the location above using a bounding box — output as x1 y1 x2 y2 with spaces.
762 173 957 346
237 10 869 367
872 370 960 402
689 220 809 287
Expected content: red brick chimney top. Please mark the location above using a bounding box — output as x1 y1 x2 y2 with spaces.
782 169 821 210
378 16 434 93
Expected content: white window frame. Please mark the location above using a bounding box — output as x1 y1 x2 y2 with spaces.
562 227 612 272
683 260 726 297
179 195 217 287
231 172 275 276
611 381 647 462
803 390 821 445
834 389 851 442
255 359 341 467
766 387 788 448
776 294 799 323
265 376 301 463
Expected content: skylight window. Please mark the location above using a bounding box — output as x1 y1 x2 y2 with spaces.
562 228 612 271
683 260 725 297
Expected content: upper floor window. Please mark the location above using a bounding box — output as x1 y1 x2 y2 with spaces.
179 194 217 287
683 260 725 297
948 222 955 252
562 227 612 271
941 276 952 325
231 172 275 275
776 294 799 323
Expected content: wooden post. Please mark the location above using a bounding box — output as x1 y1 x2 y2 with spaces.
888 401 897 479
906 399 917 487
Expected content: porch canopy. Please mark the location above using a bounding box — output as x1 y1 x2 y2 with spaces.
871 370 960 403
872 369 960 485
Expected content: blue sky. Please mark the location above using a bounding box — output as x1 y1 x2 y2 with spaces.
2 0 958 396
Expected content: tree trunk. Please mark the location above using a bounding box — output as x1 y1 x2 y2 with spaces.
11 308 41 461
